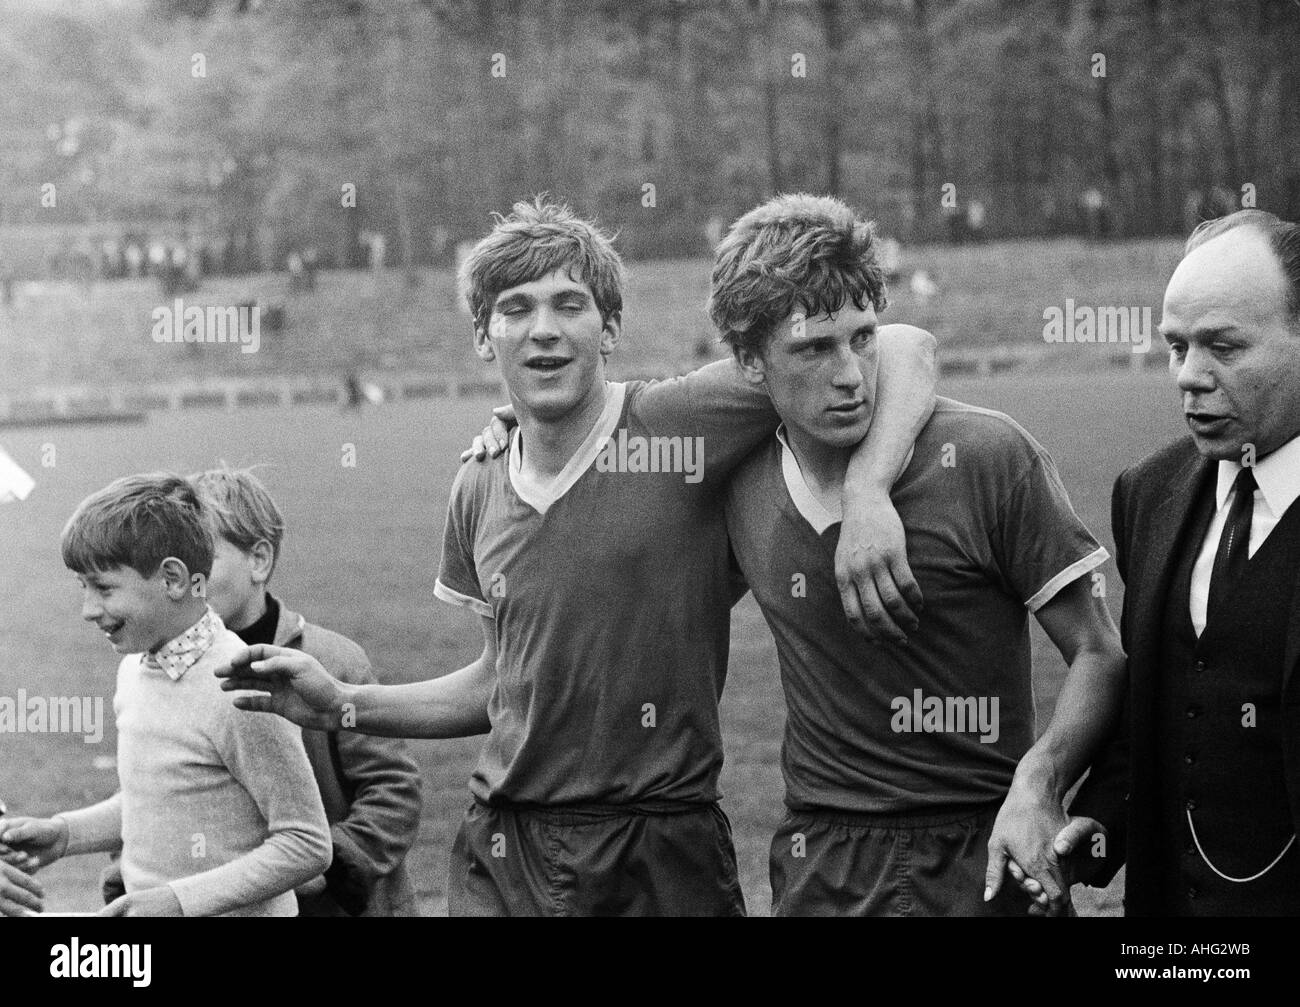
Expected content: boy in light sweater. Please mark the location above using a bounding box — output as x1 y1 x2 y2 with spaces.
96 467 424 916
0 473 331 916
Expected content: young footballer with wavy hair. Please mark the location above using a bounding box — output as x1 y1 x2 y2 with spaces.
218 196 937 916
712 194 1126 915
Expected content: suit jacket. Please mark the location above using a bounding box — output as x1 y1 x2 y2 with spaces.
274 601 424 917
1071 436 1300 915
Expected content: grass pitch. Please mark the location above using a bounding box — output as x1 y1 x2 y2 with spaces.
0 362 1187 915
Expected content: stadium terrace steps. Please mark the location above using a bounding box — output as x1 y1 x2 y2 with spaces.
0 372 503 427
0 347 1165 428
0 240 1180 424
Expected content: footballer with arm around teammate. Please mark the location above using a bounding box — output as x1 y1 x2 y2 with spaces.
217 196 937 915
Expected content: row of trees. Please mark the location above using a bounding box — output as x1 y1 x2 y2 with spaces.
1 0 1297 272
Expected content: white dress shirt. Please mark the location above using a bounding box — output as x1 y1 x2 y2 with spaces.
1189 433 1300 635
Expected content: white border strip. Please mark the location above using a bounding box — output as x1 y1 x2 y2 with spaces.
434 578 494 619
1025 546 1110 613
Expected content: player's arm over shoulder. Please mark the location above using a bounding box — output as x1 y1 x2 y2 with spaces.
922 399 1051 486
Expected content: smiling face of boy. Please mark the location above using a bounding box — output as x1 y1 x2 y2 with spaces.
77 565 183 655
476 267 620 427
737 303 881 455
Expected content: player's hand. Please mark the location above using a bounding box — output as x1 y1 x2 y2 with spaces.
0 816 69 871
835 489 922 643
99 885 183 917
1045 815 1109 899
214 644 351 732
0 859 44 916
984 783 1071 916
460 404 515 462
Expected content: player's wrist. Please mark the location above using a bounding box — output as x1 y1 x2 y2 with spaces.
1010 755 1065 805
333 681 363 729
841 470 894 503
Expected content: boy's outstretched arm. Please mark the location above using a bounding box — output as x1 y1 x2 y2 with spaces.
2 793 122 870
0 859 44 916
0 816 69 871
838 323 937 643
215 615 497 739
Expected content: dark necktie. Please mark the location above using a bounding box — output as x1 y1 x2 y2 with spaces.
1207 467 1257 613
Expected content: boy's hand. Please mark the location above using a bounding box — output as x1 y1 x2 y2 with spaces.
99 886 183 917
214 644 352 731
0 816 69 871
298 874 328 898
460 404 515 462
0 859 44 916
0 841 40 874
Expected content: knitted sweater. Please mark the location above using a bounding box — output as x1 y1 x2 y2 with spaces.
59 626 332 916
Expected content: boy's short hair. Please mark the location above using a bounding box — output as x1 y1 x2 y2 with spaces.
62 473 214 579
189 466 286 579
708 193 888 358
458 195 626 338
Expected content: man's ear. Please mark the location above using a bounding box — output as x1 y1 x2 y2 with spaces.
473 325 496 362
735 343 767 386
158 557 192 600
248 540 275 585
599 312 622 358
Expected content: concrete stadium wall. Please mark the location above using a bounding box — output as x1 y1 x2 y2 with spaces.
0 345 1162 428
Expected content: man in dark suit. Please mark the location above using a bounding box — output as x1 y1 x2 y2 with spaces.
1048 209 1300 915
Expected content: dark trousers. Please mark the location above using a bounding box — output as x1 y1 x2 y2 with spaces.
770 801 1035 916
448 800 746 917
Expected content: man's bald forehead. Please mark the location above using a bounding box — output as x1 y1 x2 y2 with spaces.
1178 210 1300 322
1168 225 1286 304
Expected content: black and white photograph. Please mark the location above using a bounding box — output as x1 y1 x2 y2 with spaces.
0 0 1296 982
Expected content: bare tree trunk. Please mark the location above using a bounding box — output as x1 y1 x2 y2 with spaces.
667 0 701 225
817 0 843 196
1091 0 1122 232
396 179 418 288
1143 0 1167 233
758 0 783 193
910 0 941 241
1281 15 1300 219
1196 2 1243 184
1205 55 1244 183
1236 1 1275 187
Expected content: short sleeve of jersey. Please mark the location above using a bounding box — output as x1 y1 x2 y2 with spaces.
634 359 778 486
996 439 1108 612
433 461 494 619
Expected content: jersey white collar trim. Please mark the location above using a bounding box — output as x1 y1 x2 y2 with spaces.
775 425 915 535
509 382 628 515
776 425 841 534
